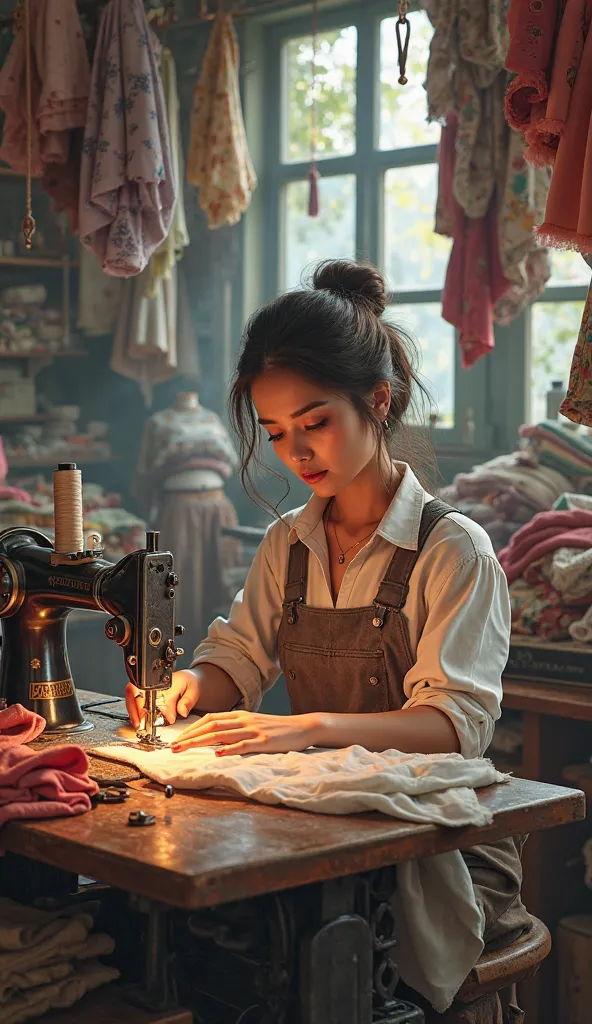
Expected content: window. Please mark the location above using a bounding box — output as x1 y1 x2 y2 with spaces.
264 3 458 439
260 1 586 449
528 253 590 422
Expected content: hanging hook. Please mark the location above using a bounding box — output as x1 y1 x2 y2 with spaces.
396 0 410 86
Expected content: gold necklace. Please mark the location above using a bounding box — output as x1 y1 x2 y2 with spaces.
326 500 378 565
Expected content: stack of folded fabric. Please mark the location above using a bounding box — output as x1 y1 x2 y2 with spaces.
0 703 98 830
499 506 592 641
0 898 119 1023
439 450 572 551
519 422 592 495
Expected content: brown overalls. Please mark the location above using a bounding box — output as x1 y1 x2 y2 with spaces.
277 499 530 1023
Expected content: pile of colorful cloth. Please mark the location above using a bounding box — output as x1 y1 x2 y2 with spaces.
519 421 592 495
439 450 573 552
498 495 592 642
440 423 592 551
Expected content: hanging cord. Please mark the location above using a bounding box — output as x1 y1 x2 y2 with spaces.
307 0 320 217
12 0 36 248
396 0 410 86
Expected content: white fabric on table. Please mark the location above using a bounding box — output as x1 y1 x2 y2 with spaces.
94 727 508 1011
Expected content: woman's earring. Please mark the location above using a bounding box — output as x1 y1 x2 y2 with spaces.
383 419 390 431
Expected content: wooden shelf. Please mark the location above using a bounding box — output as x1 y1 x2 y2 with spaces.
7 454 113 469
0 255 76 268
0 350 87 359
0 414 50 423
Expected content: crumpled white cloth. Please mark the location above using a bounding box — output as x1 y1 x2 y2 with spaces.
94 731 508 1011
549 545 592 603
570 604 592 643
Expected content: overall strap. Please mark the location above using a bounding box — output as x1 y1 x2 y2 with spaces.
373 499 457 626
283 539 309 624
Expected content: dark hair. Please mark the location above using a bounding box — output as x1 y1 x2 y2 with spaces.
229 259 437 508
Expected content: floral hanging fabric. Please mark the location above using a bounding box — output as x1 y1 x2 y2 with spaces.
186 11 257 230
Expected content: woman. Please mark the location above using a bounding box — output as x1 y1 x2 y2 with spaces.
126 260 529 1022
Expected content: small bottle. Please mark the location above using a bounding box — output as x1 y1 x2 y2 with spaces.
546 380 566 420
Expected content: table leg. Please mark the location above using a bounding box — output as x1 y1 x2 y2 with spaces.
127 898 178 1013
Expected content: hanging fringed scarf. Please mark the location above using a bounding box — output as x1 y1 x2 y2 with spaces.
396 0 410 86
307 0 320 217
13 0 36 248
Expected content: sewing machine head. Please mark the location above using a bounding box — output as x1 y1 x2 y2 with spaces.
0 464 184 744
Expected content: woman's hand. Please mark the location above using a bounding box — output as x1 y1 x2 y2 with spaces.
170 710 322 756
125 669 200 729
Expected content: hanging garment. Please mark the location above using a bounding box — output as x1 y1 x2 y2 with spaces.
438 115 510 367
186 11 257 229
77 245 124 337
0 0 90 229
559 279 592 426
156 490 241 642
425 0 550 367
511 0 592 168
79 0 175 277
143 47 189 300
534 7 592 251
504 0 561 134
109 260 199 404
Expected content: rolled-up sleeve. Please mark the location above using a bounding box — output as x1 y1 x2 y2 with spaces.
190 524 285 710
402 551 510 758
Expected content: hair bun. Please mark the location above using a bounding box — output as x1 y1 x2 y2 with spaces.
312 260 387 317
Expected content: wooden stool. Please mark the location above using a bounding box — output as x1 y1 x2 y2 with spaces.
455 915 551 1021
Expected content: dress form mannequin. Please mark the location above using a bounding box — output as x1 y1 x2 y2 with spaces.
133 394 240 647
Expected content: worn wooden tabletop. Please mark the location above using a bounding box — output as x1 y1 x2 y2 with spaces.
1 692 586 910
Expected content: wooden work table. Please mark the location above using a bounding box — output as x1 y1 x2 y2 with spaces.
2 768 584 913
0 693 586 1023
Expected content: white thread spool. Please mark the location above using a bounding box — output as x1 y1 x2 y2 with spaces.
53 463 84 554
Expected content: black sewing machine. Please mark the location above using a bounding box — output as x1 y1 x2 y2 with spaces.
0 463 184 743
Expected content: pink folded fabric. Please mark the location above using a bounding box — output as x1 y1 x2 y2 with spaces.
0 705 46 748
499 509 592 583
0 744 98 829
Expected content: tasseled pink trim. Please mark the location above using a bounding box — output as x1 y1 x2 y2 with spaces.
535 222 592 253
524 117 564 166
505 71 548 131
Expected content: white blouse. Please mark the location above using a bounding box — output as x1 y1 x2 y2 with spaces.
191 462 511 758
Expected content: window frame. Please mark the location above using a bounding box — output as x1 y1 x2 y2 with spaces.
258 0 588 455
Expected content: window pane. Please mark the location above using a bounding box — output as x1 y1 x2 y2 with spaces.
384 165 451 291
530 302 584 422
549 250 591 287
386 303 455 427
282 175 356 290
283 27 357 164
380 11 439 150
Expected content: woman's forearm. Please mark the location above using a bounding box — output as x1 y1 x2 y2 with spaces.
189 664 243 712
313 706 461 755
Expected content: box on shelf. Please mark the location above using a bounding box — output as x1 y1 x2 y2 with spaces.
0 375 35 418
506 636 592 687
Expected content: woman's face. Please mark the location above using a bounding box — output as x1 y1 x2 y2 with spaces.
251 367 388 498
